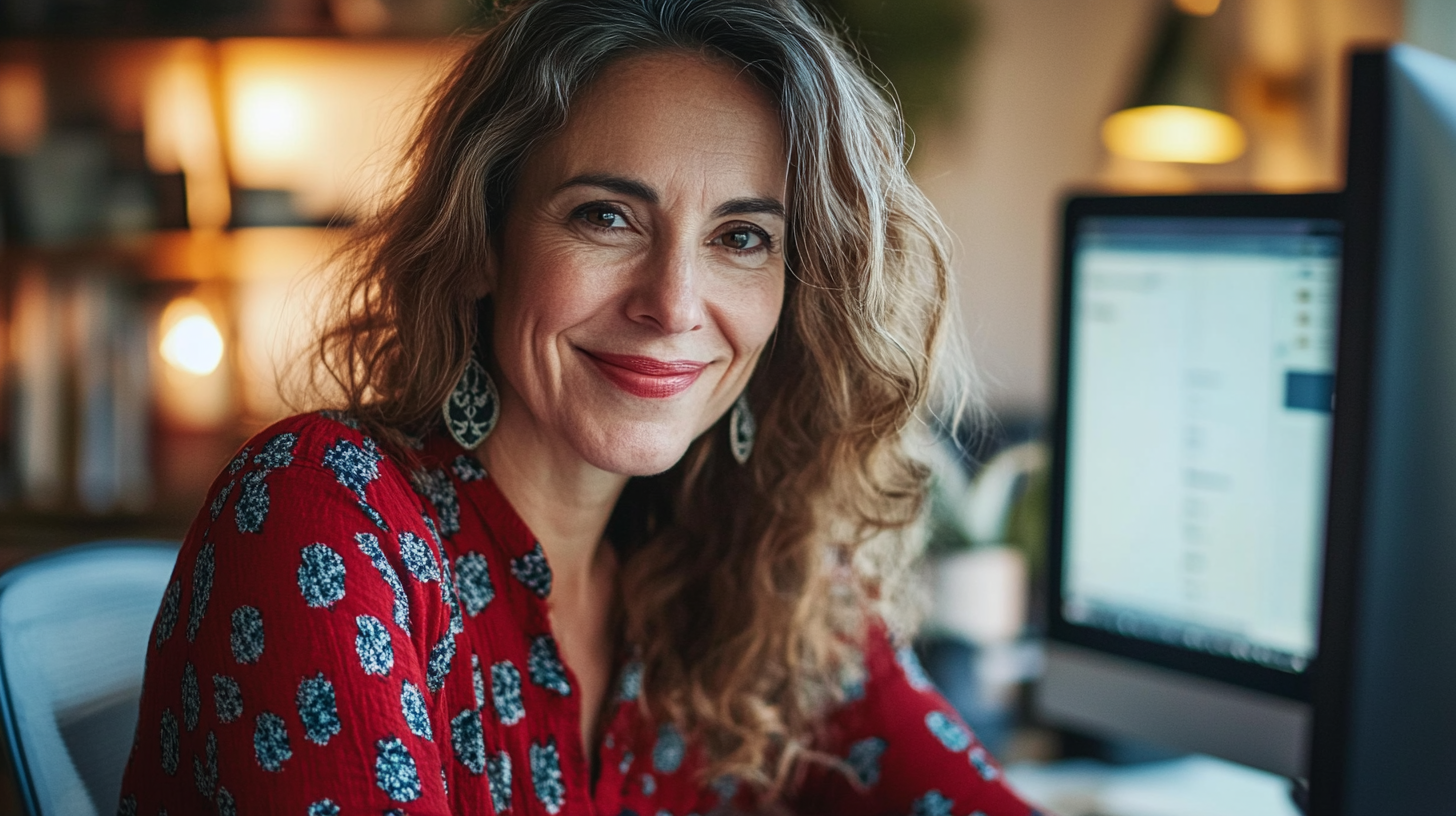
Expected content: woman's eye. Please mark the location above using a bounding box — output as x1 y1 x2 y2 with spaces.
718 228 766 251
580 205 628 229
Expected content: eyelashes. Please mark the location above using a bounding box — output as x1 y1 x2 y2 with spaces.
573 203 630 230
716 225 774 253
569 201 778 255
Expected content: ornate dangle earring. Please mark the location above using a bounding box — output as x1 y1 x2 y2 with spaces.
442 355 500 450
728 392 756 465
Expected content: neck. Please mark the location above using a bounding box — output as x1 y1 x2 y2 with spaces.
478 396 628 607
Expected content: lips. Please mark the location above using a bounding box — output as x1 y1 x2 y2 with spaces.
582 350 707 399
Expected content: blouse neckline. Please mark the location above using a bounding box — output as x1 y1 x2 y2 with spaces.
419 430 646 811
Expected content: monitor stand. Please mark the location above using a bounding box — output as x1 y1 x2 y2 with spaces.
1039 643 1308 777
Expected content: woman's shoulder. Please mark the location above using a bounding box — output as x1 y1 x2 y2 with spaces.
228 409 390 476
125 415 463 811
174 410 457 647
222 410 406 483
197 410 427 544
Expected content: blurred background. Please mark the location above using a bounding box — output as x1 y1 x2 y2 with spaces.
0 0 1438 812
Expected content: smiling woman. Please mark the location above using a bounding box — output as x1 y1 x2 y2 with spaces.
117 1 1035 814
490 53 786 478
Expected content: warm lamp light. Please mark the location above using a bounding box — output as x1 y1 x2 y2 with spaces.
233 80 309 165
1103 7 1244 166
144 42 232 230
159 297 224 376
1102 104 1246 164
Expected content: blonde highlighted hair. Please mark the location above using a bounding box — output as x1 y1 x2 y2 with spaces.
313 0 970 796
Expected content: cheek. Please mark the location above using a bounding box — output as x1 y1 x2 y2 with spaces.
494 249 616 353
720 274 785 355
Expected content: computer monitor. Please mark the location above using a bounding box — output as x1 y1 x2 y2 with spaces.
1038 193 1344 778
1308 45 1456 815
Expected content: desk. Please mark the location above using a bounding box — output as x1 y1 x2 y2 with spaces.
1004 755 1301 816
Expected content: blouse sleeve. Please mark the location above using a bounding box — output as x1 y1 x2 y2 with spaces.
790 626 1039 816
118 418 465 814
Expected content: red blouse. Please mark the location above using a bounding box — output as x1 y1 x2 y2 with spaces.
119 412 1037 816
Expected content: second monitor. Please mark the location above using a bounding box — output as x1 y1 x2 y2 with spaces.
1039 193 1344 778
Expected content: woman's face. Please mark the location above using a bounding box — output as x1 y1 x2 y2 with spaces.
488 51 787 476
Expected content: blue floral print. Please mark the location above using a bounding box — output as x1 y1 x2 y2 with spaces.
355 615 393 676
323 436 388 531
451 707 486 774
399 531 440 583
213 675 242 724
487 750 513 812
511 542 553 598
296 673 341 745
374 737 422 802
454 551 495 616
896 646 933 691
531 738 567 814
412 467 460 537
230 606 264 664
185 543 214 642
253 712 291 772
154 579 180 649
181 662 200 731
402 680 433 740
426 629 457 692
846 737 887 787
968 745 1000 781
912 790 954 816
492 660 525 725
160 709 179 775
925 710 971 752
528 635 571 696
452 454 487 482
653 723 685 774
298 543 346 609
358 532 411 634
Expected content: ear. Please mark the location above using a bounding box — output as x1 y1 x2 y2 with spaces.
469 237 499 300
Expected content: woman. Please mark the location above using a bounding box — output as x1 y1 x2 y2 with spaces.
119 1 1037 813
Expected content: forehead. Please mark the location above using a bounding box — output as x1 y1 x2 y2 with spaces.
521 51 787 198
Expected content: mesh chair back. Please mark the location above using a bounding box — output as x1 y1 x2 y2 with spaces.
0 541 179 816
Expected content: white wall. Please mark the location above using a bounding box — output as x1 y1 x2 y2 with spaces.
915 0 1161 417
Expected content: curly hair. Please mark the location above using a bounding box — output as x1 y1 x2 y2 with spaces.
311 0 967 796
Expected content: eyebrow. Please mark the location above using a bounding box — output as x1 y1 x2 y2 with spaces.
712 197 786 220
557 173 658 204
555 173 786 220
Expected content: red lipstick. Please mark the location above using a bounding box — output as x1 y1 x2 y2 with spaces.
582 350 707 398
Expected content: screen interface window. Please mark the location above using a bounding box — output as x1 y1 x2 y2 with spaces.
1062 216 1342 674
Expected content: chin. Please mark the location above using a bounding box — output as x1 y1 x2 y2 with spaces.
577 422 695 477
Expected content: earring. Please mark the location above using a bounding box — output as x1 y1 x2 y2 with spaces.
443 355 500 450
729 392 755 465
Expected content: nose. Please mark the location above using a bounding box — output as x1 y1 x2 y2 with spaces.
626 242 705 334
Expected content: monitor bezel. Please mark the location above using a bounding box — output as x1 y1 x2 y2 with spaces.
1048 191 1345 703
1307 48 1387 814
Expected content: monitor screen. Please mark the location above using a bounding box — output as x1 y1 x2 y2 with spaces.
1061 215 1343 677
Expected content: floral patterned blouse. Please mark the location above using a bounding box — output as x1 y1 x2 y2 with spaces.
119 412 1037 816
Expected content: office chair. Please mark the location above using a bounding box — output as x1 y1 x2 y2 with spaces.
0 541 178 816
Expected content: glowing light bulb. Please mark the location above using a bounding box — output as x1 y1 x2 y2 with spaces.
1101 105 1246 164
234 81 308 162
159 298 224 376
